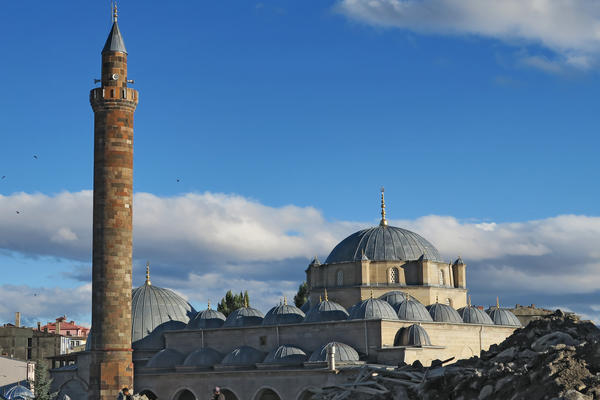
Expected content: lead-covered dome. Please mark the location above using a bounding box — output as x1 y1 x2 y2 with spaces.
348 297 399 320
487 308 521 327
394 324 432 346
183 347 222 368
223 306 265 327
221 346 265 366
427 302 463 323
304 299 349 323
146 348 186 369
397 298 433 322
379 290 409 311
308 342 360 362
187 306 226 330
263 301 305 325
458 305 494 325
325 225 442 264
132 277 196 348
263 345 308 365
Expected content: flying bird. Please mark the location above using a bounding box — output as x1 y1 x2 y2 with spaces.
16 211 21 214
33 155 38 160
176 178 181 182
1 176 5 179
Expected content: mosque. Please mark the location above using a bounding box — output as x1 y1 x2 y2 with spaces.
50 7 522 400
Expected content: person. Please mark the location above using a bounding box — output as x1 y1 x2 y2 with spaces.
212 386 225 400
118 387 133 400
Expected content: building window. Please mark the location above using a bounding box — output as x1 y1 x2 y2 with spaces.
336 270 344 287
439 270 445 286
390 267 399 284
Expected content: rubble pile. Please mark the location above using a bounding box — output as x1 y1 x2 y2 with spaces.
310 311 600 400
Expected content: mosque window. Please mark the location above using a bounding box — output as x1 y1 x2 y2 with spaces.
390 267 399 284
336 270 344 287
439 270 445 286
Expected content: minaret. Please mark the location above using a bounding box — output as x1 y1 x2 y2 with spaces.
89 4 138 400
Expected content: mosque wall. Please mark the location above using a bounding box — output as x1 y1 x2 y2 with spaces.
136 368 353 400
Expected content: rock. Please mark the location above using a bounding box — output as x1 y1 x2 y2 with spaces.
478 385 493 399
493 346 518 362
412 360 423 369
562 390 592 400
532 332 578 352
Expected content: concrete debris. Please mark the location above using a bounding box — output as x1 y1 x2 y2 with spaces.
309 311 600 399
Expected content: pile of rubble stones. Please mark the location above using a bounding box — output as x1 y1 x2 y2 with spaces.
310 311 600 400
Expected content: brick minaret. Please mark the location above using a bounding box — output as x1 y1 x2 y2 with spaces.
89 5 138 400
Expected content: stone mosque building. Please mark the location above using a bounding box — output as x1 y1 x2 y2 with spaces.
50 8 522 400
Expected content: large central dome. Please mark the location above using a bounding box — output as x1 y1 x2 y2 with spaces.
325 225 443 263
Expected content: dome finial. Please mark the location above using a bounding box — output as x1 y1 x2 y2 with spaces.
145 261 151 286
283 296 288 306
207 299 211 310
324 288 328 301
380 187 388 226
370 289 374 299
435 295 439 303
468 295 472 307
244 297 249 308
112 1 118 23
496 296 500 309
319 295 322 302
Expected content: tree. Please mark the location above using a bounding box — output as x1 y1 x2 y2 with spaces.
217 290 250 317
34 359 57 400
294 282 308 308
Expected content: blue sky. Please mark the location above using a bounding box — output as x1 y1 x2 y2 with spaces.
1 0 600 325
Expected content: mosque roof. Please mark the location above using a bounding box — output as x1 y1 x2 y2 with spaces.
131 266 196 345
187 306 226 330
300 299 312 313
325 226 442 264
183 347 223 368
3 385 34 400
397 298 433 322
458 305 494 325
308 342 360 362
304 299 349 323
263 345 308 365
348 297 398 320
394 324 432 346
427 302 463 323
263 300 306 326
379 290 409 311
487 307 522 327
221 346 265 366
223 306 265 327
146 348 185 369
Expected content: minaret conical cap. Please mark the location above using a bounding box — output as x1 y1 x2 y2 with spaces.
102 4 127 54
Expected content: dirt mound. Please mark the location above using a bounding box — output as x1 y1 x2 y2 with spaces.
310 311 600 400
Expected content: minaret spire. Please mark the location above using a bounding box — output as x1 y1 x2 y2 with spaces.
380 187 388 226
145 261 151 286
112 1 118 23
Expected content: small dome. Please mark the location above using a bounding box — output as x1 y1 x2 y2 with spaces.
325 225 443 264
348 297 398 320
300 299 312 313
304 300 349 323
183 347 222 368
223 306 265 327
397 298 433 322
132 281 196 346
263 302 305 326
187 308 226 330
458 306 494 325
263 345 308 365
379 290 409 311
487 308 521 326
221 346 265 366
146 348 186 368
394 324 432 346
4 385 34 400
427 303 463 323
308 342 360 362
134 320 188 350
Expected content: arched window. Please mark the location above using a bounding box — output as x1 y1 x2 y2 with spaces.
389 267 399 284
174 389 196 400
254 388 282 400
438 270 445 286
139 390 158 400
336 270 344 287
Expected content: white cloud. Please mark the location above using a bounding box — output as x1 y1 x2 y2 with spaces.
336 0 600 71
2 190 600 323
